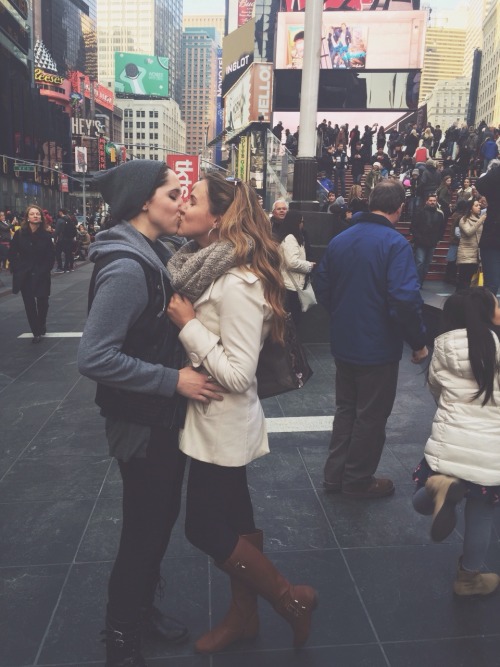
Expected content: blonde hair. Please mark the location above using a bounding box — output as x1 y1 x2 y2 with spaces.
348 184 363 202
204 172 286 342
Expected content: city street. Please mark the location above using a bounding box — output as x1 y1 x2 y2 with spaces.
1 263 499 667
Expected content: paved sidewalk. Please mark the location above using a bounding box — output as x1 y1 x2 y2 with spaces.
0 264 499 667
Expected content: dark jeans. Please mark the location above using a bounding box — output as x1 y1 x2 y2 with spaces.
324 359 399 490
456 263 478 292
107 425 186 622
21 290 48 336
334 169 346 197
481 247 500 296
56 240 74 270
284 289 301 327
414 245 436 287
185 460 256 563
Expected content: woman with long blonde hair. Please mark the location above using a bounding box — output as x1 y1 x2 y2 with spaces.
348 183 363 203
167 172 318 654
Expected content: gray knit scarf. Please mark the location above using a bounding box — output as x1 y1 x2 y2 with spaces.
168 239 253 302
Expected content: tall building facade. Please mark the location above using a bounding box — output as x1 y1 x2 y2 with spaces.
33 0 98 78
463 0 493 77
182 28 218 156
475 2 500 125
183 15 225 44
117 98 186 158
97 0 182 105
419 27 466 105
426 78 471 129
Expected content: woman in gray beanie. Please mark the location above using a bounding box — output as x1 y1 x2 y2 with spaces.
78 161 224 666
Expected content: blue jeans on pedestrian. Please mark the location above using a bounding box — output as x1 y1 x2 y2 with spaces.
334 170 345 197
414 245 435 287
481 246 500 296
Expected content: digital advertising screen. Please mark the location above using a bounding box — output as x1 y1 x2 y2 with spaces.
280 0 420 11
275 11 426 70
114 53 169 98
274 70 421 111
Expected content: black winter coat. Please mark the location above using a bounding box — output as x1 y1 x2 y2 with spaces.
9 227 55 297
410 207 445 248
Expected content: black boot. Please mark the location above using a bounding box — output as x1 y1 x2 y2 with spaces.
102 614 147 667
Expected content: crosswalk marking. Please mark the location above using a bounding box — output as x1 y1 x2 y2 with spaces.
18 332 84 338
266 416 333 432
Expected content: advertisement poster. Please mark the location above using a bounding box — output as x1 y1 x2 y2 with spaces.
74 146 87 173
115 53 169 98
276 11 425 71
236 136 249 182
249 131 265 190
60 175 69 192
238 0 255 26
166 155 199 200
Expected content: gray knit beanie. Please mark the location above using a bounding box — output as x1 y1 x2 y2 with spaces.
92 160 166 221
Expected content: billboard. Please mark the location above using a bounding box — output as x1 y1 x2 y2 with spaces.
222 18 255 95
238 0 255 26
74 147 88 173
224 64 273 134
276 11 426 70
114 53 169 98
215 48 223 165
274 70 421 111
69 71 114 112
280 0 420 10
166 155 199 200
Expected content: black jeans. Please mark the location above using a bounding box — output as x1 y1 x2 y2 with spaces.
107 425 186 622
21 290 48 336
185 459 256 563
61 240 74 270
456 263 478 292
324 359 399 490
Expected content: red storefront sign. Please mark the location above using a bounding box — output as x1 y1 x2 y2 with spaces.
166 155 199 200
68 71 114 111
98 137 106 171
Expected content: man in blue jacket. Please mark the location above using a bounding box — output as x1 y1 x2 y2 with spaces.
314 180 428 499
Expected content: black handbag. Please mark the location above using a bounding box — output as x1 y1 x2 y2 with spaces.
256 315 313 400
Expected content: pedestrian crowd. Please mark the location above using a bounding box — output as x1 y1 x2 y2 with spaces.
4 148 500 667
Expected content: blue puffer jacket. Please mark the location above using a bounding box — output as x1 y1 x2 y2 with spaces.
314 212 427 365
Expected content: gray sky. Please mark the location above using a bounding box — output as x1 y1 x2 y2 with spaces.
183 0 225 14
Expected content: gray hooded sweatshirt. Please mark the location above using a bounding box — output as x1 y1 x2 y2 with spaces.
77 223 179 397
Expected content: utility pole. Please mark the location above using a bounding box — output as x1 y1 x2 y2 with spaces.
290 0 323 211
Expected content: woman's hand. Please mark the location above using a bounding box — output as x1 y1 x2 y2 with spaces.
167 293 195 328
176 367 226 403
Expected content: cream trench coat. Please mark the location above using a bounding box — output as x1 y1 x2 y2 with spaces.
178 266 273 467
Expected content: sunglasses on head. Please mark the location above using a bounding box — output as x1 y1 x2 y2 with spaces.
225 176 242 186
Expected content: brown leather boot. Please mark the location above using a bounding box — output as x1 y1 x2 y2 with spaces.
425 474 466 542
219 535 318 649
195 531 263 654
453 558 500 597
